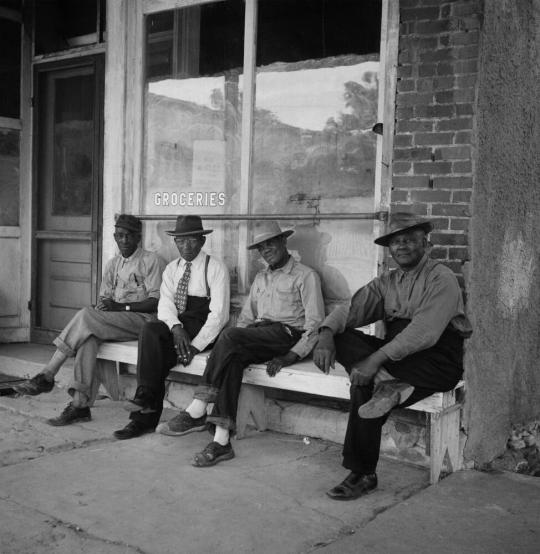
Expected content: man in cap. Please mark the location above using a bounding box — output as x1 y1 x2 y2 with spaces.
155 221 325 467
313 212 471 500
15 214 165 426
114 215 230 440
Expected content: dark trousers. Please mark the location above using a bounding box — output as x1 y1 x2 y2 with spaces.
194 322 301 431
336 320 464 474
130 302 208 428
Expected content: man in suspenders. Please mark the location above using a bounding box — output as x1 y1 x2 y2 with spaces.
114 215 230 440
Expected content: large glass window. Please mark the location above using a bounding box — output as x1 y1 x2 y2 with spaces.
142 0 382 301
0 128 20 226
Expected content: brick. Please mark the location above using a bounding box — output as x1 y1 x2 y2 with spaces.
454 45 480 60
456 74 478 88
397 79 416 92
414 104 455 118
454 59 478 73
397 65 414 78
399 50 414 64
419 48 454 63
430 247 448 259
396 106 415 119
401 7 440 21
418 63 437 77
416 37 439 51
454 88 476 102
400 0 420 7
388 202 429 215
454 130 472 144
453 160 472 173
396 119 433 132
411 190 452 202
441 4 451 19
395 147 434 161
430 231 469 244
430 217 450 230
439 34 451 47
414 132 455 145
390 190 409 202
413 161 453 174
436 63 455 75
392 176 431 188
456 104 474 116
452 190 472 203
434 145 471 160
394 134 413 147
435 90 455 104
458 15 482 31
450 218 470 231
433 76 456 90
433 176 473 189
416 20 451 34
397 92 434 107
449 30 480 46
431 204 471 217
452 1 482 17
436 118 473 131
447 248 470 261
392 161 413 174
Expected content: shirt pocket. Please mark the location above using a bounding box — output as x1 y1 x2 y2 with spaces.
274 277 301 314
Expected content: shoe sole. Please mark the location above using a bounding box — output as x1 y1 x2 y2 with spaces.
156 422 208 436
123 401 145 412
326 486 377 501
358 396 399 419
192 449 235 468
113 428 154 440
46 415 91 427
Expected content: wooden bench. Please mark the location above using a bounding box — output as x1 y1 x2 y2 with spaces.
95 340 464 484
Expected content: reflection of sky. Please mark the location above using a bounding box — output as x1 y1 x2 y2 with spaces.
148 61 379 132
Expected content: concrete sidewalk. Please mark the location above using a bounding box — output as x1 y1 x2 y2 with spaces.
1 389 538 553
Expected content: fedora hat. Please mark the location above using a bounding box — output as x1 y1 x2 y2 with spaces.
247 221 294 250
165 215 213 237
115 214 142 234
374 212 433 247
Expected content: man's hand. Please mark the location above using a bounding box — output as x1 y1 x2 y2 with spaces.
312 328 336 374
96 298 123 311
171 324 192 363
179 344 200 366
266 351 299 377
350 350 390 386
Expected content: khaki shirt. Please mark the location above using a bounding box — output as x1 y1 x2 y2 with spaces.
100 247 164 304
238 256 325 359
322 255 472 361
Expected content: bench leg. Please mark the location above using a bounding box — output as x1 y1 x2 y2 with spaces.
236 384 267 439
429 405 461 484
88 360 120 406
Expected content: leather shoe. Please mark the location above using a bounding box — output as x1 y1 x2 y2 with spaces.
358 380 414 419
326 472 377 500
113 420 154 440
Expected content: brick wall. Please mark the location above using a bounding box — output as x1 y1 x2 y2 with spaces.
391 0 483 284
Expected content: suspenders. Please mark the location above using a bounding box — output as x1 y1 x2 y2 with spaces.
177 254 211 299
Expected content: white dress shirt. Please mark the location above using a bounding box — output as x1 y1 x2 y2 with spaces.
158 250 230 351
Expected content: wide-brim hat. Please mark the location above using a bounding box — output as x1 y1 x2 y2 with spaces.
165 215 213 237
247 221 294 250
115 214 142 234
374 212 433 246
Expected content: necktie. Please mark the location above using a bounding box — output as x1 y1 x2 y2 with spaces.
174 261 191 314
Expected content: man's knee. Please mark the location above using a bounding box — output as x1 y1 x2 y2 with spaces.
218 326 244 343
140 320 168 340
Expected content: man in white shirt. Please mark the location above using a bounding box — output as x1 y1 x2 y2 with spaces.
113 215 230 440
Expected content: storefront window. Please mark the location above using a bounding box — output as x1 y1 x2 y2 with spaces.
251 0 381 299
143 1 244 287
0 128 20 226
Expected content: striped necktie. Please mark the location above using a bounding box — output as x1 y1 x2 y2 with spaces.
174 261 192 314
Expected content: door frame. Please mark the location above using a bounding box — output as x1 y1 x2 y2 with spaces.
30 54 104 343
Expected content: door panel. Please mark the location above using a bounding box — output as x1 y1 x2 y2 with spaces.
33 57 103 338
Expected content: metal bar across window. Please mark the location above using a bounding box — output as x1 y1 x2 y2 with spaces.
130 212 388 221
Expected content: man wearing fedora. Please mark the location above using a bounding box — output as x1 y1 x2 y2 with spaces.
114 215 230 440
15 214 165 426
313 212 471 500
155 220 325 467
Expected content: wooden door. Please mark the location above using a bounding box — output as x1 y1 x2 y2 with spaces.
32 56 103 341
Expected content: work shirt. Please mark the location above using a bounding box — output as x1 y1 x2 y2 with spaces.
237 256 325 359
99 247 164 304
322 254 472 361
158 250 230 352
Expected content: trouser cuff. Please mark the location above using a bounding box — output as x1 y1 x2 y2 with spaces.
194 384 219 403
53 337 76 358
206 414 235 432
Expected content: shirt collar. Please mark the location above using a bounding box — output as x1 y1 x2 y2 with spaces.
396 253 429 281
265 254 295 275
177 249 206 268
120 246 142 263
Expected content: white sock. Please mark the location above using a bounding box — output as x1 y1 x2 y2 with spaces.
214 426 230 446
185 399 207 419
